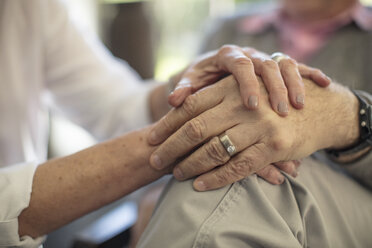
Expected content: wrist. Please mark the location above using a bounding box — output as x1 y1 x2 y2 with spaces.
104 127 169 189
326 90 372 162
323 84 360 150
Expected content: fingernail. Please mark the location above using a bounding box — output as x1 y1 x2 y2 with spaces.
326 76 331 82
150 154 163 170
174 168 184 179
278 175 285 184
248 95 258 109
195 180 206 191
296 94 304 106
278 101 288 114
149 130 158 144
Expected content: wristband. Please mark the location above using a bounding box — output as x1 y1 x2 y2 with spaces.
327 90 372 158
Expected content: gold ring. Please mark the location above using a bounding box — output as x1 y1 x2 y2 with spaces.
219 133 237 157
270 52 290 63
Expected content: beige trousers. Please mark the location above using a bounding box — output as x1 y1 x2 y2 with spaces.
137 157 372 248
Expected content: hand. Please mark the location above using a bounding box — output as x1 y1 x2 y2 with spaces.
148 76 359 191
256 160 301 185
168 45 331 116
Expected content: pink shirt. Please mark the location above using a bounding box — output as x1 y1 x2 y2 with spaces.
237 2 372 62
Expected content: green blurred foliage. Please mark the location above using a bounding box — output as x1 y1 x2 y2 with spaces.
151 0 265 80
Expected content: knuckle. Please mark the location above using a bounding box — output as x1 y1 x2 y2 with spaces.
263 59 279 69
233 57 253 67
282 58 297 67
242 46 256 54
271 130 292 152
182 95 197 116
218 44 235 55
230 157 254 178
205 138 229 164
217 45 234 59
215 170 231 186
281 60 298 73
183 118 206 142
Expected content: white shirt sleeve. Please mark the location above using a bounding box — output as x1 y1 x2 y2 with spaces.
0 162 46 247
1 0 159 246
44 0 156 141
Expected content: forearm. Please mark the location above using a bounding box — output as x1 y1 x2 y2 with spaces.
296 79 372 164
318 82 359 150
321 89 372 189
18 127 168 238
295 80 360 152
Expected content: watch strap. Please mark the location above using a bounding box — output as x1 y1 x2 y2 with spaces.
327 90 372 158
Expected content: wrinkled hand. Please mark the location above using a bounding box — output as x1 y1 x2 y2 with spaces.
168 45 331 116
256 160 301 184
148 75 357 191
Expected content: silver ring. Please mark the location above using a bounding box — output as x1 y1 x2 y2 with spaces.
219 133 237 157
270 52 290 63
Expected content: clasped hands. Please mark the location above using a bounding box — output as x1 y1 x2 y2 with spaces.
148 45 341 191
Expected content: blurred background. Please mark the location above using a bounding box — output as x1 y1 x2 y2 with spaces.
46 0 372 247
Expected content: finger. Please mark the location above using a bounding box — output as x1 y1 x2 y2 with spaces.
257 59 289 116
279 58 305 109
217 45 260 109
293 159 301 168
256 164 285 185
193 143 270 191
150 104 236 170
172 136 231 180
173 124 259 180
298 64 331 87
168 72 223 107
148 85 224 145
168 78 193 107
274 161 299 177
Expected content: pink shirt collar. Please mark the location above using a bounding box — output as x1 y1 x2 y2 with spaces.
238 2 372 34
237 2 372 62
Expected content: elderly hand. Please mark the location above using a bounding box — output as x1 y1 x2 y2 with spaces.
168 45 331 116
148 76 359 191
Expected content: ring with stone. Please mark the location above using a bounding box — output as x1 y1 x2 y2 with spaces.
270 52 290 63
219 133 237 157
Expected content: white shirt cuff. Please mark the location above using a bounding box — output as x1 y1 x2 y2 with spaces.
0 162 45 247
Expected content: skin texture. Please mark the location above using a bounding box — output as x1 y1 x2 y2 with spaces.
150 45 330 183
148 76 360 191
168 45 330 116
18 126 171 238
150 45 330 122
165 45 330 182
